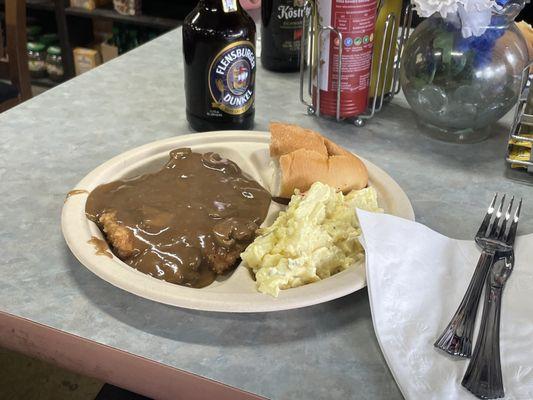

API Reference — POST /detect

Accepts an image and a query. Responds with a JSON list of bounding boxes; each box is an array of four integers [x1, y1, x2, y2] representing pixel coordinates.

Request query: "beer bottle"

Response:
[[261, 0, 305, 72], [183, 0, 256, 132]]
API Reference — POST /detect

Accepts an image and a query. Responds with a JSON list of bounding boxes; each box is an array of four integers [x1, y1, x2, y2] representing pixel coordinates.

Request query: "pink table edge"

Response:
[[0, 311, 265, 400]]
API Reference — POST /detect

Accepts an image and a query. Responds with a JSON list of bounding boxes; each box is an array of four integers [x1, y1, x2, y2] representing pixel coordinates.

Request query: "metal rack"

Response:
[[505, 61, 533, 183], [299, 0, 413, 127]]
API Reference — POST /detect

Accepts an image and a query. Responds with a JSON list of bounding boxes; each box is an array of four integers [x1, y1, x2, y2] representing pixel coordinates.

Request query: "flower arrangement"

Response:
[[410, 0, 521, 69], [412, 0, 512, 37], [400, 0, 527, 143]]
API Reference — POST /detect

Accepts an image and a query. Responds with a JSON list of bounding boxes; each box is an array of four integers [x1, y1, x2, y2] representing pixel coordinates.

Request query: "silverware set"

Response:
[[434, 194, 522, 399]]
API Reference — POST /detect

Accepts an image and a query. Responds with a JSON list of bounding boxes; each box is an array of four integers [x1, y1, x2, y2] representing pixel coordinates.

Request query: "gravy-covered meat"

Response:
[[85, 148, 271, 288], [98, 211, 135, 258]]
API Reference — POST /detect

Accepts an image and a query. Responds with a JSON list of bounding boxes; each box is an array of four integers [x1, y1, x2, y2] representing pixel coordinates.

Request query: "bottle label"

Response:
[[208, 41, 256, 116], [221, 0, 238, 13], [313, 0, 378, 117], [278, 0, 306, 53], [277, 0, 306, 26]]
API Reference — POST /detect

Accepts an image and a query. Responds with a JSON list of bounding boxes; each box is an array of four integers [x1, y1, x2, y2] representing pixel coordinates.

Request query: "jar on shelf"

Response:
[[40, 33, 60, 47], [27, 42, 47, 79], [26, 25, 43, 42], [46, 46, 64, 82]]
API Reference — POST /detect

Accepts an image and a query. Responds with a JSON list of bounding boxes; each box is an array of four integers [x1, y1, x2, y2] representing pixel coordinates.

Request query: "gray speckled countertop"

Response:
[[1, 29, 532, 400]]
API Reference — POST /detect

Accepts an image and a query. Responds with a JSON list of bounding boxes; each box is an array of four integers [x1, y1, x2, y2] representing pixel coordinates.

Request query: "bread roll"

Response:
[[269, 122, 368, 197], [269, 122, 327, 157]]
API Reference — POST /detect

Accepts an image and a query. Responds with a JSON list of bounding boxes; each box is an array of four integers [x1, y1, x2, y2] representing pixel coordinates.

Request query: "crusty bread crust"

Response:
[[270, 122, 328, 157], [270, 122, 369, 197]]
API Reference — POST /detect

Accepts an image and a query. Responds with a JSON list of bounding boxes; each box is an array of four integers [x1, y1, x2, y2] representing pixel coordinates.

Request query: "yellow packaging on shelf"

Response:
[[509, 144, 532, 169], [70, 0, 111, 11], [508, 131, 533, 148], [509, 138, 533, 148], [73, 47, 102, 75], [96, 42, 119, 63]]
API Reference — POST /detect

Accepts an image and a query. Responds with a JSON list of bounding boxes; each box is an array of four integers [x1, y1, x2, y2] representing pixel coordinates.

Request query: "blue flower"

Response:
[[456, 22, 504, 67]]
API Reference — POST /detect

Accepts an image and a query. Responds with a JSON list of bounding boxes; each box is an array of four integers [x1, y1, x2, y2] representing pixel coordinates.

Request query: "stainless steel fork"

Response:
[[434, 195, 521, 358], [462, 250, 516, 399]]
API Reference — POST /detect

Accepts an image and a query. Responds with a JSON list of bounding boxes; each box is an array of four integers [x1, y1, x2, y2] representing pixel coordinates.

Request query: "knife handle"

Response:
[[434, 251, 494, 358], [461, 282, 504, 399]]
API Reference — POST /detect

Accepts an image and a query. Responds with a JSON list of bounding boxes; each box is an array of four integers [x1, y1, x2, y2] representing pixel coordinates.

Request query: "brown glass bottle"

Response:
[[183, 0, 256, 132], [261, 0, 305, 72]]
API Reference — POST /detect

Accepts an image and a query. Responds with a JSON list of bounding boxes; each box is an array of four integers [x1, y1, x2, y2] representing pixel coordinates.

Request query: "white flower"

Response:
[[413, 0, 459, 18], [460, 0, 494, 11], [457, 0, 494, 37], [413, 0, 497, 38]]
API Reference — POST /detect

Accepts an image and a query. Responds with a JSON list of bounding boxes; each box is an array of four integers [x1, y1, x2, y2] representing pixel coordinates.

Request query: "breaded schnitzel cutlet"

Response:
[[85, 149, 271, 288]]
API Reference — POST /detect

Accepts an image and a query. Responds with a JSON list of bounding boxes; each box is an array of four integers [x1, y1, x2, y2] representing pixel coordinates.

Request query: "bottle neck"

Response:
[[202, 0, 242, 12]]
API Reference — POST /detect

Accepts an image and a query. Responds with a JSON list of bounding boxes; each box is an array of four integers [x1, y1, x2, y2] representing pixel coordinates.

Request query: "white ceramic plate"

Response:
[[62, 131, 414, 312]]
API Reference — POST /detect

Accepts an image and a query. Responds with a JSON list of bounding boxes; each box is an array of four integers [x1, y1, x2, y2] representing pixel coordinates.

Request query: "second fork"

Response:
[[434, 194, 519, 358]]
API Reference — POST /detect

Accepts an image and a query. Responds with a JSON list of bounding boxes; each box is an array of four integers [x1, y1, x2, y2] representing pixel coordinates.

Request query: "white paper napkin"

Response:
[[357, 210, 533, 400]]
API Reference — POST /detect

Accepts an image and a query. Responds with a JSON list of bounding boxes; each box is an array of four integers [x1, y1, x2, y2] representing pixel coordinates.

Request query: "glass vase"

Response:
[[400, 1, 529, 143]]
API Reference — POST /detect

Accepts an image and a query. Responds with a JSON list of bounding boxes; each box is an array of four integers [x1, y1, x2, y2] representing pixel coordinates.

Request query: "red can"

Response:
[[313, 0, 378, 118]]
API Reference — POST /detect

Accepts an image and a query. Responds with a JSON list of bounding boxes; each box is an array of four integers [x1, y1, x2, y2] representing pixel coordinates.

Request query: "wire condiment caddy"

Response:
[[505, 61, 533, 184], [299, 0, 413, 127]]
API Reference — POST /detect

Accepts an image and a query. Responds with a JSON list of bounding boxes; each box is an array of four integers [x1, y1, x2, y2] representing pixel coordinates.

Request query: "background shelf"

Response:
[[65, 6, 180, 30], [31, 77, 60, 87], [26, 0, 55, 11], [1, 0, 194, 86]]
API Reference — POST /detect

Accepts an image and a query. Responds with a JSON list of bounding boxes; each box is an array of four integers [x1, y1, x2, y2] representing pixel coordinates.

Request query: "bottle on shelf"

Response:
[[27, 42, 47, 79], [369, 0, 403, 100], [261, 0, 306, 72], [46, 46, 64, 82], [183, 0, 256, 132]]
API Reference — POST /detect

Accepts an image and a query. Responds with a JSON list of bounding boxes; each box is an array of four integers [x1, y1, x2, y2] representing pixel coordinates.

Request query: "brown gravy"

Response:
[[65, 189, 89, 202], [87, 236, 113, 259], [85, 148, 271, 288]]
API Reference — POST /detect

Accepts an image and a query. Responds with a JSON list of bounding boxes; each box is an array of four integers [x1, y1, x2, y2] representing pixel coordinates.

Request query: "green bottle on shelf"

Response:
[[129, 30, 140, 49], [369, 0, 403, 99]]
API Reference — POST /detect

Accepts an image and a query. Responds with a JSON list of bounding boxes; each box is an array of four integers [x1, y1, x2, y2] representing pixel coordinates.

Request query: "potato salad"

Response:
[[241, 182, 382, 297]]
